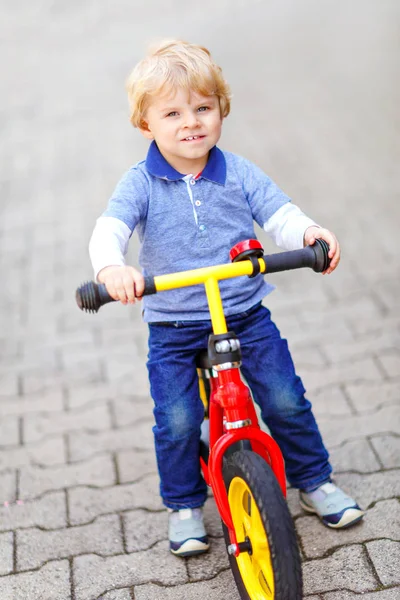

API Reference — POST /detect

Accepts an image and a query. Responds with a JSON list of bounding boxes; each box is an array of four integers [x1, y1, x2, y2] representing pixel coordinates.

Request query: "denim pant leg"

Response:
[[227, 305, 332, 491], [147, 322, 209, 510]]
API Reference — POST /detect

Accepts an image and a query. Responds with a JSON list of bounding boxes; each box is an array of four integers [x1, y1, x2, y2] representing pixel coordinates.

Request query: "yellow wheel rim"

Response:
[[229, 477, 274, 599]]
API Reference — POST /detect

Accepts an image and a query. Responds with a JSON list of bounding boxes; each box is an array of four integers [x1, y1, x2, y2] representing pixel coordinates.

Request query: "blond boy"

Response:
[[89, 40, 364, 557]]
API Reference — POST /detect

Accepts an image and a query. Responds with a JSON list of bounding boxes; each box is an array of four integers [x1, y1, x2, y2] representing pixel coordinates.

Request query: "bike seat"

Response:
[[196, 350, 213, 370]]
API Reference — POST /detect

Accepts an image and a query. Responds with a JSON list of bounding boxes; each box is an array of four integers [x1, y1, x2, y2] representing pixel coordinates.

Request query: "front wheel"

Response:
[[222, 450, 302, 600]]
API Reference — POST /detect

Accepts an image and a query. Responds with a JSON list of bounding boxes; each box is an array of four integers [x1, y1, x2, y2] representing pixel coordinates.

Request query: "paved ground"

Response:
[[1, 1, 399, 599]]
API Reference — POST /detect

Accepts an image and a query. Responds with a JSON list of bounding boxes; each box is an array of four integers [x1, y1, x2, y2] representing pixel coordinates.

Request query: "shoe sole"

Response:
[[299, 499, 365, 529], [170, 539, 210, 557], [170, 540, 210, 557]]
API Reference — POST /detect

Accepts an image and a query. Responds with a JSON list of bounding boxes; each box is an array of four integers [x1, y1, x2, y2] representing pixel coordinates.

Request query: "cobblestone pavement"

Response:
[[1, 1, 399, 599]]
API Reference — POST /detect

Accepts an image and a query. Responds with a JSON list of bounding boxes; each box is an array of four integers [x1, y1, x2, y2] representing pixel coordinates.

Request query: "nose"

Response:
[[183, 110, 200, 128]]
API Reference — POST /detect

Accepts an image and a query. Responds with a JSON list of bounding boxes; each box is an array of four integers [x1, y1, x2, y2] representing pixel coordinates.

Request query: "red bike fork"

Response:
[[201, 367, 287, 550]]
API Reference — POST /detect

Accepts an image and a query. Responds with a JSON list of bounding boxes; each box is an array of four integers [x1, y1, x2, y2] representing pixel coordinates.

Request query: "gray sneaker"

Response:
[[299, 482, 365, 528], [168, 507, 210, 557]]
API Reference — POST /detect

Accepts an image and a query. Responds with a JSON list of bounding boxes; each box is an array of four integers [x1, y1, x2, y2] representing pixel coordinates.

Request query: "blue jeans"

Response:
[[147, 303, 332, 510]]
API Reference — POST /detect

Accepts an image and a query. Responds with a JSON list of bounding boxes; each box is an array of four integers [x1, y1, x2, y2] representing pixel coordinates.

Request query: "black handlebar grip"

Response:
[[76, 282, 115, 313], [262, 239, 330, 274], [312, 239, 331, 272], [76, 276, 156, 313]]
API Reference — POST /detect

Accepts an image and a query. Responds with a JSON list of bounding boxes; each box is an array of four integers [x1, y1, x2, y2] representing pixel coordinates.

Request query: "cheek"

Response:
[[211, 118, 222, 134]]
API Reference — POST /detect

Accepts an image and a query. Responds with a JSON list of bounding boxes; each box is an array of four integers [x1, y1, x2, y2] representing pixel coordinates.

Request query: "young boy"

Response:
[[89, 40, 364, 557]]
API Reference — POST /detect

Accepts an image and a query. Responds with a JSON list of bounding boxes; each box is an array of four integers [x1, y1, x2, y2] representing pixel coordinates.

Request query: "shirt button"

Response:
[[199, 224, 206, 232], [190, 179, 196, 185], [195, 200, 201, 206]]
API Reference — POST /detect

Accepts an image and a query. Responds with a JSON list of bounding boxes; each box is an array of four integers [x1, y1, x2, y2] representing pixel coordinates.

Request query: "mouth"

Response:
[[182, 135, 205, 142]]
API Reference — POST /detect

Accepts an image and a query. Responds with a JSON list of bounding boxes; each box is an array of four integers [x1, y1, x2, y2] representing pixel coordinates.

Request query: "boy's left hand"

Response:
[[304, 226, 340, 275]]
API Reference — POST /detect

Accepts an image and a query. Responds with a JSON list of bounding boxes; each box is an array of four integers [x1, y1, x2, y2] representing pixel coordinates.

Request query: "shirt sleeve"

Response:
[[263, 203, 319, 250], [102, 165, 149, 230], [239, 156, 318, 250], [88, 165, 149, 279], [89, 216, 132, 280]]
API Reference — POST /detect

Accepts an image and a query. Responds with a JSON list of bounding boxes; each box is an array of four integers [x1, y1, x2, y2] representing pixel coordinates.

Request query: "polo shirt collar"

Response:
[[145, 141, 226, 185]]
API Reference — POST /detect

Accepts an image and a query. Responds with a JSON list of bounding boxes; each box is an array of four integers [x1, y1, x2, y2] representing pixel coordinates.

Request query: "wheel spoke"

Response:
[[254, 560, 274, 598], [229, 476, 275, 599]]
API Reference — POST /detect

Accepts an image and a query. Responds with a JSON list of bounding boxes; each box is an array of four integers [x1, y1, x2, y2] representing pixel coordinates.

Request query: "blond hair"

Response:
[[126, 40, 231, 128]]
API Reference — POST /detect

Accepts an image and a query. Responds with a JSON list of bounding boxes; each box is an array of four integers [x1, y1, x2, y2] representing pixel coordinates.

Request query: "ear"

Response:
[[139, 120, 154, 140]]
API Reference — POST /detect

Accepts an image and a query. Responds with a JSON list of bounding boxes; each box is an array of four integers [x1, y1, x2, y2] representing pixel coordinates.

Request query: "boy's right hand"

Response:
[[97, 266, 145, 305]]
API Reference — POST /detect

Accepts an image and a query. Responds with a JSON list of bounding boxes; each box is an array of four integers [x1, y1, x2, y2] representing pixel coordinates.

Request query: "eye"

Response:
[[166, 111, 178, 117], [198, 106, 209, 112]]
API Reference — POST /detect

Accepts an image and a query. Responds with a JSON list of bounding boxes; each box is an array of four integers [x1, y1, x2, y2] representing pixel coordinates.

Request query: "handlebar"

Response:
[[76, 239, 330, 313]]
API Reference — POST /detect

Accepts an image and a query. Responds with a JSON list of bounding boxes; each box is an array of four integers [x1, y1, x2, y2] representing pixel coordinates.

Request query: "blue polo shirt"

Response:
[[102, 141, 291, 322]]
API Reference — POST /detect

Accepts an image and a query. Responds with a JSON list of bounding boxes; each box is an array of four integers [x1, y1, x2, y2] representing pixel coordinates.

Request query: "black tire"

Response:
[[222, 450, 302, 600]]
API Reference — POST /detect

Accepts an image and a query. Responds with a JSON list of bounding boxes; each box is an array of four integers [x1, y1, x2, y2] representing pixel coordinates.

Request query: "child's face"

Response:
[[140, 87, 223, 174]]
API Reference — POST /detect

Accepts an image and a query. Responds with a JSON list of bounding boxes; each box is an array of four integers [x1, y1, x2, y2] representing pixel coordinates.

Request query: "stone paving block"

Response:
[[303, 545, 378, 594], [329, 438, 381, 473], [67, 382, 117, 409], [17, 513, 123, 571], [281, 319, 355, 347], [111, 396, 154, 428], [123, 509, 166, 552], [334, 471, 400, 508], [112, 370, 151, 396], [370, 434, 400, 468], [373, 280, 400, 312], [378, 352, 400, 379], [23, 402, 111, 443], [68, 475, 162, 525], [135, 570, 240, 600], [350, 315, 400, 339], [0, 389, 64, 417], [310, 386, 353, 417], [19, 454, 115, 499], [297, 499, 400, 558], [0, 472, 16, 504], [101, 326, 138, 347], [288, 344, 327, 368], [345, 381, 400, 413], [203, 497, 224, 538], [104, 354, 142, 383], [300, 357, 383, 393], [21, 359, 103, 394], [68, 421, 154, 461], [0, 338, 20, 359], [0, 416, 20, 447], [20, 369, 66, 395], [60, 342, 109, 369], [0, 531, 13, 575], [0, 373, 19, 396], [317, 405, 400, 447], [300, 296, 380, 327], [187, 538, 230, 581], [97, 590, 132, 600], [323, 589, 400, 600], [265, 283, 328, 313], [0, 491, 66, 531], [73, 543, 188, 600], [367, 539, 400, 587], [0, 436, 66, 470], [117, 449, 158, 483], [321, 332, 400, 364], [287, 487, 303, 519], [23, 329, 95, 354], [1, 346, 59, 375], [0, 559, 70, 600]]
